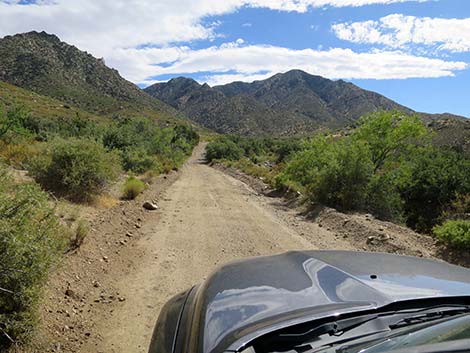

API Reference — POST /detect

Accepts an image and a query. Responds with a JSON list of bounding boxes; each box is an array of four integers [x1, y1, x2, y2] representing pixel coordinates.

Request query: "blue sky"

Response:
[[1, 0, 470, 116]]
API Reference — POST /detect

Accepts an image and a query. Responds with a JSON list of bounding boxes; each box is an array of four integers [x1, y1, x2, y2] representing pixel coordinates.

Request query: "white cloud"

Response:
[[0, 0, 459, 87], [122, 43, 467, 86], [0, 0, 429, 58], [333, 14, 470, 52]]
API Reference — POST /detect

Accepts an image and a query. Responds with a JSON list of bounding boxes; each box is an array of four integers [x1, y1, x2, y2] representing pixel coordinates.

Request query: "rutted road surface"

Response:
[[89, 143, 317, 353]]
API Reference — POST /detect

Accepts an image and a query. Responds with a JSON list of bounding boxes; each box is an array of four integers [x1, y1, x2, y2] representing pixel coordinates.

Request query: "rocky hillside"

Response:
[[145, 77, 316, 135], [145, 70, 413, 135], [0, 31, 179, 121]]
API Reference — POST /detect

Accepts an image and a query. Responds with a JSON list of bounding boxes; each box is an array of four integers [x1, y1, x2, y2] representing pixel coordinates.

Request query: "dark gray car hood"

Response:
[[190, 250, 470, 353]]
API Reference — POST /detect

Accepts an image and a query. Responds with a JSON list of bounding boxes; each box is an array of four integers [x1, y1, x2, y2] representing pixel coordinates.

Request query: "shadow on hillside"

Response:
[[435, 246, 470, 268]]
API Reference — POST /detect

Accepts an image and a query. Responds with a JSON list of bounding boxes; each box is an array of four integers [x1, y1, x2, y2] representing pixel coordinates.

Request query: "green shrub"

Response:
[[433, 220, 470, 249], [399, 147, 470, 232], [120, 147, 159, 174], [308, 139, 373, 210], [0, 167, 66, 348], [277, 136, 373, 210], [365, 172, 404, 221], [30, 138, 121, 201], [122, 176, 146, 200], [103, 118, 198, 174], [1, 105, 199, 176], [205, 138, 244, 162]]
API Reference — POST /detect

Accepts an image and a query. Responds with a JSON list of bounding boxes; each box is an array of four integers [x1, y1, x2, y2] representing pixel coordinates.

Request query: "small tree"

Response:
[[353, 111, 429, 172]]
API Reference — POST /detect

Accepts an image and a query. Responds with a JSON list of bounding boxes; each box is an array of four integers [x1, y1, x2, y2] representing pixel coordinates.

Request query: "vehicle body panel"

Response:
[[149, 250, 470, 353]]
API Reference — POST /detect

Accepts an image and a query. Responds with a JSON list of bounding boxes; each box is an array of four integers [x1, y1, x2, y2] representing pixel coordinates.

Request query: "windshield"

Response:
[[348, 314, 470, 353], [249, 307, 470, 353]]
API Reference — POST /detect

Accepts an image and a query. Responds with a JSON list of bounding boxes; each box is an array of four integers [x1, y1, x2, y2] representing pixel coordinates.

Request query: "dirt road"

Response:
[[42, 143, 434, 353], [89, 143, 321, 353]]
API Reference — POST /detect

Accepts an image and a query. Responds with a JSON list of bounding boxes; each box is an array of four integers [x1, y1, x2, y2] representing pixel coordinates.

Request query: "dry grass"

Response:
[[0, 140, 42, 168], [92, 193, 120, 209]]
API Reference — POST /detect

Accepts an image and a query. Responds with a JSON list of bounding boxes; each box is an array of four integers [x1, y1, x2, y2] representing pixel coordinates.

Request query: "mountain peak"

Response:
[[0, 32, 176, 119], [4, 30, 61, 43], [168, 76, 199, 85]]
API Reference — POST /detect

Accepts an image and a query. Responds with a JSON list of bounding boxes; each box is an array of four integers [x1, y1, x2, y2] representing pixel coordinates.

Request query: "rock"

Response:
[[366, 236, 377, 245], [143, 201, 159, 210], [118, 297, 126, 302], [65, 289, 79, 300], [126, 231, 133, 237]]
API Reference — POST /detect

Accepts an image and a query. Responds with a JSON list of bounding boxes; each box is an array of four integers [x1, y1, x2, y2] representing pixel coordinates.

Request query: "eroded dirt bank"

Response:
[[34, 144, 438, 353]]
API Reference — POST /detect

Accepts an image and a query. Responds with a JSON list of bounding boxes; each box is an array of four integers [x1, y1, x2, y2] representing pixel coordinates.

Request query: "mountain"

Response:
[[145, 77, 316, 135], [0, 31, 179, 122], [145, 70, 413, 136]]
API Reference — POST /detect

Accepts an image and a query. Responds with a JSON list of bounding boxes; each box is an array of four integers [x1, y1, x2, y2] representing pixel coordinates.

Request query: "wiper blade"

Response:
[[389, 306, 470, 329]]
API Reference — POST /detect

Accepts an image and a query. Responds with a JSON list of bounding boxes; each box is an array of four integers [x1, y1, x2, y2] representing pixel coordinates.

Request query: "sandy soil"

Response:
[[32, 143, 442, 353]]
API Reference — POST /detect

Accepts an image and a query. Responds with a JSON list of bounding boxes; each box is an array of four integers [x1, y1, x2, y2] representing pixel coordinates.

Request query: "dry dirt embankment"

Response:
[[36, 143, 437, 353]]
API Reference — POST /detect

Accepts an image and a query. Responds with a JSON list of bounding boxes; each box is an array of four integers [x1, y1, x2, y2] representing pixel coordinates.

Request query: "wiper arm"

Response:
[[389, 306, 470, 329], [259, 315, 379, 351]]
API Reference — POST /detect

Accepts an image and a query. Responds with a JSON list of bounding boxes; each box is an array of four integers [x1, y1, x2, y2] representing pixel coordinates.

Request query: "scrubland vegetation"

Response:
[[0, 105, 199, 347], [207, 111, 469, 246], [0, 165, 66, 348]]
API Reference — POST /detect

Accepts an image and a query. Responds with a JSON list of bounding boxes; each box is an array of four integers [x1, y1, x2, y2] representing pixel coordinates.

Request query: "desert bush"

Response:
[[0, 166, 65, 348], [173, 124, 200, 152], [352, 110, 429, 171], [0, 105, 32, 142], [278, 136, 373, 210], [444, 193, 470, 220], [311, 139, 373, 210], [205, 137, 244, 162], [29, 138, 121, 201], [365, 172, 404, 221], [399, 147, 470, 232], [103, 118, 198, 173], [22, 114, 102, 141], [433, 220, 470, 249], [122, 176, 146, 200], [273, 138, 303, 163], [1, 105, 199, 176], [0, 140, 42, 168], [69, 220, 90, 250], [120, 146, 159, 174]]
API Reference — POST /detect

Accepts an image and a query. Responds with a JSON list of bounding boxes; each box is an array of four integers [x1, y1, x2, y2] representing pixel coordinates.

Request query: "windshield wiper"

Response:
[[389, 306, 470, 329], [257, 314, 380, 351]]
